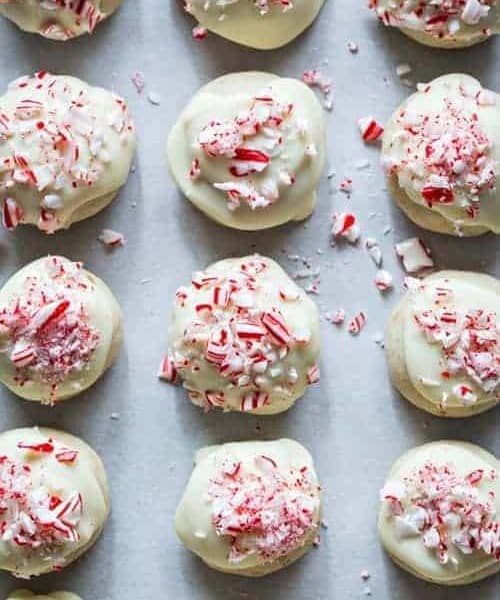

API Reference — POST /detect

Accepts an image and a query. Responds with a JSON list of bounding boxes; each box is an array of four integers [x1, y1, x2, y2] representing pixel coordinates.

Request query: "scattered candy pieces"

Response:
[[98, 229, 125, 248], [332, 212, 360, 244], [348, 311, 367, 335], [395, 238, 435, 273], [358, 116, 384, 143]]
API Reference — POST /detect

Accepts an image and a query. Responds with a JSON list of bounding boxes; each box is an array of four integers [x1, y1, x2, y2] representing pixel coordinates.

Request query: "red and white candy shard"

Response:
[[348, 311, 367, 335], [375, 269, 393, 292], [0, 256, 102, 402], [413, 285, 499, 398], [0, 0, 121, 40], [370, 0, 496, 39], [98, 229, 125, 248], [332, 212, 360, 243], [358, 116, 384, 143], [381, 458, 500, 565], [395, 237, 435, 273], [208, 451, 320, 564], [163, 256, 320, 414], [0, 72, 135, 233]]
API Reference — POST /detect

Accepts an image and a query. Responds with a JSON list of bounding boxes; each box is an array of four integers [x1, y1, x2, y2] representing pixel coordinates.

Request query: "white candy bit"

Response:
[[307, 364, 320, 384], [365, 237, 382, 266], [374, 269, 393, 292], [158, 355, 178, 383], [396, 63, 412, 78], [395, 238, 434, 273], [147, 91, 162, 106], [131, 71, 145, 94], [358, 116, 384, 143], [452, 383, 478, 405], [41, 194, 63, 210], [332, 212, 360, 243], [98, 229, 125, 248], [330, 309, 345, 325], [347, 41, 359, 53], [461, 0, 489, 25], [348, 311, 367, 335]]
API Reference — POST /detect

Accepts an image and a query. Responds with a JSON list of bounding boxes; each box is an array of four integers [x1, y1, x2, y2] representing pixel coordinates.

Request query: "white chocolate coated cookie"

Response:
[[7, 591, 81, 600], [370, 0, 500, 48], [167, 72, 326, 231], [0, 0, 122, 40], [175, 439, 321, 577], [162, 255, 320, 415], [386, 271, 500, 417], [0, 427, 110, 578], [379, 441, 500, 585], [0, 72, 136, 234], [382, 74, 500, 236], [185, 0, 325, 49], [0, 256, 123, 404]]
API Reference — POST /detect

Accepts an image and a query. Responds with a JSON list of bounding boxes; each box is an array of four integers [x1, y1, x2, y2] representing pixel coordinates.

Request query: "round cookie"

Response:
[[370, 0, 500, 48], [161, 255, 321, 415], [167, 72, 326, 231], [175, 439, 322, 577], [0, 0, 122, 40], [0, 72, 136, 234], [184, 0, 325, 50], [7, 592, 81, 600], [385, 271, 500, 417], [0, 426, 110, 578], [381, 74, 500, 237], [0, 255, 123, 405], [379, 441, 500, 585]]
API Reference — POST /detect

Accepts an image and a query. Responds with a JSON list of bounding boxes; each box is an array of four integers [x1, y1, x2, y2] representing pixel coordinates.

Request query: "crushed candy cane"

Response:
[[98, 229, 125, 248], [381, 460, 500, 565], [0, 257, 100, 401], [0, 446, 83, 551], [332, 212, 360, 243], [162, 257, 319, 412], [374, 269, 393, 291], [395, 238, 435, 273], [358, 116, 384, 143], [208, 452, 320, 563], [413, 284, 499, 397], [349, 311, 367, 335]]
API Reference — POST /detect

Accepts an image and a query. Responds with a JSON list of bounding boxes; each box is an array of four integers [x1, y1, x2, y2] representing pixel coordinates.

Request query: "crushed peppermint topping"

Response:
[[384, 97, 496, 219], [185, 0, 295, 17], [413, 285, 499, 397], [370, 0, 495, 37], [0, 0, 107, 40], [208, 453, 320, 563], [163, 258, 318, 412], [0, 256, 100, 401], [192, 91, 306, 211], [0, 72, 134, 233], [0, 448, 82, 552], [381, 460, 500, 565]]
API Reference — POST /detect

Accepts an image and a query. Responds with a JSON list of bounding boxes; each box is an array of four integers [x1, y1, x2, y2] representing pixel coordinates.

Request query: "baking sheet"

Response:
[[0, 1, 499, 599]]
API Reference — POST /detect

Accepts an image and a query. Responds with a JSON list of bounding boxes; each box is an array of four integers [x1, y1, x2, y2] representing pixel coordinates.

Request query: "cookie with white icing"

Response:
[[161, 255, 321, 415], [385, 270, 500, 417], [382, 74, 499, 237], [7, 592, 81, 600], [0, 72, 136, 234], [379, 441, 500, 585], [0, 427, 110, 578], [167, 72, 326, 230], [184, 0, 325, 49], [175, 439, 321, 576], [370, 0, 500, 48], [0, 0, 122, 40], [0, 255, 123, 405]]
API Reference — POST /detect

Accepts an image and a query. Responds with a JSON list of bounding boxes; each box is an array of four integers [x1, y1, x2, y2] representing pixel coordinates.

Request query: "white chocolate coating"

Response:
[[379, 441, 500, 585], [175, 439, 321, 577], [0, 0, 122, 40], [185, 0, 324, 49], [7, 591, 81, 600], [167, 72, 326, 231], [0, 73, 136, 233], [165, 255, 321, 415], [382, 74, 500, 236], [371, 0, 500, 48], [386, 271, 500, 417], [0, 427, 110, 578], [0, 256, 123, 404]]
